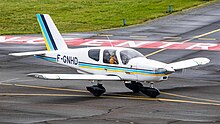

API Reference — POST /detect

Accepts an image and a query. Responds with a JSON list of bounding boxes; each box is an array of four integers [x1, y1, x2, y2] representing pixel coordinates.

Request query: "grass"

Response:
[[0, 0, 217, 35]]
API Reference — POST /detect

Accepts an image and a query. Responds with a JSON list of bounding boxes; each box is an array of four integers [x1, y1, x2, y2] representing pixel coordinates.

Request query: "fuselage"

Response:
[[36, 47, 174, 82]]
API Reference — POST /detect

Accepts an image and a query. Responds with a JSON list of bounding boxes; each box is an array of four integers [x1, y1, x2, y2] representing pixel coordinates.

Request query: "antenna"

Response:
[[98, 34, 113, 47], [106, 35, 113, 47]]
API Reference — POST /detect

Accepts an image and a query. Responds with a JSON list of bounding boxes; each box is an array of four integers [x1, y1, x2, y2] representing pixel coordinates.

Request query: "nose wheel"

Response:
[[140, 87, 160, 98], [125, 81, 160, 98], [86, 84, 106, 97], [124, 81, 143, 93]]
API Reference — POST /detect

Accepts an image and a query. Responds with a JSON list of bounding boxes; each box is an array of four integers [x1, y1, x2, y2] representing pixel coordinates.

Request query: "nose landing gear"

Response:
[[139, 86, 160, 98], [124, 81, 143, 93], [125, 81, 160, 98]]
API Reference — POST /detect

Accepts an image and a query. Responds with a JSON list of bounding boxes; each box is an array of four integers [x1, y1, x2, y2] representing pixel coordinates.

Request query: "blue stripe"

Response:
[[79, 62, 153, 71], [37, 14, 54, 51], [35, 55, 56, 62], [33, 56, 165, 75], [40, 14, 58, 50], [79, 63, 165, 74]]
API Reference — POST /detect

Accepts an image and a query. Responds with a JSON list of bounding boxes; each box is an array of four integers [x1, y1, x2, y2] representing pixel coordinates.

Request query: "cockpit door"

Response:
[[119, 54, 138, 81], [124, 62, 138, 81]]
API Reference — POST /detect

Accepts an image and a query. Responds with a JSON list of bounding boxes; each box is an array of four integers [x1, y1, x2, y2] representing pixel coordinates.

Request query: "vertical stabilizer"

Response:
[[36, 14, 68, 51]]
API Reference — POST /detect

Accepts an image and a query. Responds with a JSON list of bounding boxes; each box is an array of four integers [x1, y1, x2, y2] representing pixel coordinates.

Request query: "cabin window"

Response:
[[88, 49, 100, 61], [120, 50, 143, 64], [103, 49, 118, 64]]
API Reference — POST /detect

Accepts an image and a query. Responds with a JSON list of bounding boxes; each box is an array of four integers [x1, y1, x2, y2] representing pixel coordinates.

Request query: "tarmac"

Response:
[[1, 2, 220, 124]]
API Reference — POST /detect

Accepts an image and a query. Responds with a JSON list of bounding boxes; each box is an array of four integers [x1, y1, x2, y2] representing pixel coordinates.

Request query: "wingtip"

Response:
[[8, 53, 13, 56], [193, 57, 210, 65], [8, 53, 21, 56]]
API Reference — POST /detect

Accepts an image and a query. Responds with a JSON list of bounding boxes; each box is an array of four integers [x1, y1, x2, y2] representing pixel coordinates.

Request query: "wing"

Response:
[[9, 50, 49, 56], [168, 57, 210, 70], [28, 73, 121, 81]]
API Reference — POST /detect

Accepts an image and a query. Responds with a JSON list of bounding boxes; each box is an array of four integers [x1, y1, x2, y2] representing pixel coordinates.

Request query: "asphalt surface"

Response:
[[1, 2, 220, 124]]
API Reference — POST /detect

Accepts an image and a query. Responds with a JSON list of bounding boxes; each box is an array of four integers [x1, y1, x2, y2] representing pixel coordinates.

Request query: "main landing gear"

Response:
[[86, 83, 106, 97], [86, 81, 160, 98], [125, 81, 160, 98]]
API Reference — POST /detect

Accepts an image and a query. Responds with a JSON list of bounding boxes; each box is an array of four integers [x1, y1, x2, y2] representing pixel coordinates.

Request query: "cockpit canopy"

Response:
[[88, 48, 144, 65], [120, 50, 143, 64]]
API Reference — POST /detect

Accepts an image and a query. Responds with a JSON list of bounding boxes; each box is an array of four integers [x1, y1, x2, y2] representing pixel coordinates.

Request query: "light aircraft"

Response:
[[9, 14, 210, 98]]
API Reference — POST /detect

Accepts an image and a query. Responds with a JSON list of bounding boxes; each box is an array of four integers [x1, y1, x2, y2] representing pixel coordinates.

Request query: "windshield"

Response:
[[120, 50, 143, 64]]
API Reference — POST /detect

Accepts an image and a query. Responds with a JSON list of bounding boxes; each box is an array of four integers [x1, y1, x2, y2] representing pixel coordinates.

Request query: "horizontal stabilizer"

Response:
[[28, 73, 121, 81], [9, 51, 49, 56], [168, 57, 210, 70]]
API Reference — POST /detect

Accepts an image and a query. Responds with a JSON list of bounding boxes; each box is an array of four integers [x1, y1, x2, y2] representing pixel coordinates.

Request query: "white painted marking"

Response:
[[81, 39, 112, 46], [186, 43, 218, 50], [115, 41, 153, 47], [158, 42, 183, 48]]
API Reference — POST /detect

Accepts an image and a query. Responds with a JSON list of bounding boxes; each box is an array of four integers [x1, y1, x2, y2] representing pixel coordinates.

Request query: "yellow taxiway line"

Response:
[[0, 93, 89, 97], [112, 91, 220, 104], [193, 28, 220, 39], [1, 82, 220, 106], [0, 92, 220, 106], [103, 95, 220, 106], [129, 36, 148, 38], [160, 91, 220, 104], [145, 28, 220, 57], [14, 83, 89, 93], [0, 82, 88, 93], [198, 38, 216, 41], [145, 48, 166, 57]]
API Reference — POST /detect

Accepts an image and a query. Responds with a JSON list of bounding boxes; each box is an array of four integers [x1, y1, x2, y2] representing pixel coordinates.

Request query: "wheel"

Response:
[[86, 84, 106, 97], [140, 87, 160, 98], [125, 82, 143, 93]]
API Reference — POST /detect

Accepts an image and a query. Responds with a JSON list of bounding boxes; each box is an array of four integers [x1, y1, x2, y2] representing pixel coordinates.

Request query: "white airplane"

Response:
[[9, 14, 210, 98]]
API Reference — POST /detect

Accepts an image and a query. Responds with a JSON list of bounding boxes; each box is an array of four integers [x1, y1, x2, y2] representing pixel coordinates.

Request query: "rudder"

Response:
[[36, 14, 68, 51]]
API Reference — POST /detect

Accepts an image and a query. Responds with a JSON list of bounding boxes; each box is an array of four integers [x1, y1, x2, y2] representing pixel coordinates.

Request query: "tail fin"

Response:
[[36, 14, 68, 51]]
